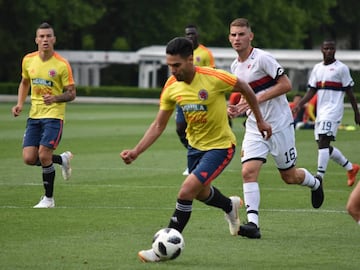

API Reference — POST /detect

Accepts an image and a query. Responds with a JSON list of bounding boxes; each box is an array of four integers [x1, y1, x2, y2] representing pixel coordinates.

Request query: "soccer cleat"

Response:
[[224, 196, 243, 236], [182, 168, 189, 176], [238, 222, 261, 239], [347, 164, 360, 187], [138, 249, 161, 263], [33, 196, 55, 208], [60, 151, 73, 180], [312, 175, 324, 208]]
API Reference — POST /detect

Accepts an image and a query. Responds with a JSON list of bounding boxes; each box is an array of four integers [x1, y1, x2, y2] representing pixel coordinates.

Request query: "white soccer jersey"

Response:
[[231, 48, 293, 134], [308, 60, 354, 123]]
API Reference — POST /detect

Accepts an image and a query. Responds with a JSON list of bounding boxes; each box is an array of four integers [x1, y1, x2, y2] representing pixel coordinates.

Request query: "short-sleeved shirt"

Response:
[[307, 60, 354, 123], [231, 48, 293, 134], [161, 66, 237, 150], [193, 44, 215, 68], [22, 51, 75, 120]]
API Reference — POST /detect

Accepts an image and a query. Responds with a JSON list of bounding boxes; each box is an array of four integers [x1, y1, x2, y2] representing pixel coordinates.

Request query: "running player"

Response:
[[12, 22, 76, 208], [120, 37, 271, 262], [227, 18, 324, 239], [176, 24, 215, 175], [293, 40, 360, 186]]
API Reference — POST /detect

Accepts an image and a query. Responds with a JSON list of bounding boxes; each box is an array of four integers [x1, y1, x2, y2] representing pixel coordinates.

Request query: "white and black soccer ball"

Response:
[[152, 228, 185, 260]]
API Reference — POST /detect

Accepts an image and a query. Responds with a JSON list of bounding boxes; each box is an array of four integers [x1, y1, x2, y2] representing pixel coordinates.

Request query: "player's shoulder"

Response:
[[252, 48, 272, 58], [334, 59, 349, 69], [163, 75, 178, 90], [53, 51, 71, 65], [23, 51, 38, 60]]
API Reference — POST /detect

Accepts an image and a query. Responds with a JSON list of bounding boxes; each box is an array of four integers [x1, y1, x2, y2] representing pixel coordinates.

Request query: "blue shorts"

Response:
[[175, 105, 186, 124], [188, 144, 235, 185], [23, 118, 63, 149]]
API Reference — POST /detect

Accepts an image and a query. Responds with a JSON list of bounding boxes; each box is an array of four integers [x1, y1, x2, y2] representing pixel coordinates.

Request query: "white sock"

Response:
[[318, 148, 330, 177], [300, 168, 320, 190], [243, 182, 260, 227], [330, 147, 352, 171]]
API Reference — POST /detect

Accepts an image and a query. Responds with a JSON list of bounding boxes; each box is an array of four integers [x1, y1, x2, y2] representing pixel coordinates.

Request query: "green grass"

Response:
[[0, 102, 359, 270]]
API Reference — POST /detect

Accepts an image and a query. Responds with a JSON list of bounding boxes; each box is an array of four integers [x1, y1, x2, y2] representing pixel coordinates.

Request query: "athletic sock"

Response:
[[243, 182, 260, 227], [330, 147, 352, 171], [42, 164, 55, 198], [299, 168, 320, 190], [317, 148, 330, 177], [201, 186, 232, 213], [35, 155, 62, 166], [168, 199, 192, 233]]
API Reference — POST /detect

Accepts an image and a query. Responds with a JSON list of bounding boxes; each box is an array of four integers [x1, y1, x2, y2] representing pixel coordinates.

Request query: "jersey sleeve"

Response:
[[340, 64, 354, 87], [159, 76, 177, 111], [259, 52, 284, 80]]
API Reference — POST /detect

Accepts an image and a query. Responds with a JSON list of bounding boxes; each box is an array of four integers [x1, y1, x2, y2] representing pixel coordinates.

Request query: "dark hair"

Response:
[[38, 22, 52, 29], [166, 37, 193, 58], [185, 24, 197, 29]]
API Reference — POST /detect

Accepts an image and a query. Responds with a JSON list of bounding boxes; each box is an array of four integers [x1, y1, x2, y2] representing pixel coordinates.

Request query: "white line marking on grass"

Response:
[[0, 205, 347, 214]]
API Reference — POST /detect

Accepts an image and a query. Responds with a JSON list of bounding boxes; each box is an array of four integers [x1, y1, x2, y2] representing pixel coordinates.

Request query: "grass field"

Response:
[[0, 101, 359, 270]]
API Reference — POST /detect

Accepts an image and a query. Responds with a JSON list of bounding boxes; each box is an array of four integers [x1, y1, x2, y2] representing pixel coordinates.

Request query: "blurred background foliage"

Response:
[[1, 0, 359, 84]]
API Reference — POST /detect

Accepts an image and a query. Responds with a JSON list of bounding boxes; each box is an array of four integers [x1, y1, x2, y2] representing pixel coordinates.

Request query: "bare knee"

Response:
[[23, 154, 38, 165], [280, 167, 303, 184]]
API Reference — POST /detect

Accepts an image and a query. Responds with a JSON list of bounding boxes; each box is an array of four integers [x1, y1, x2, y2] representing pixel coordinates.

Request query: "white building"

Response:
[[58, 47, 360, 90]]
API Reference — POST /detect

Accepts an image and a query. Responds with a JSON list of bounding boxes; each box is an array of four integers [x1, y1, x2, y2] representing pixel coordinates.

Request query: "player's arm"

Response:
[[55, 84, 76, 102], [345, 87, 360, 125], [233, 78, 272, 139], [12, 77, 30, 117], [293, 88, 317, 115], [256, 74, 292, 104], [43, 84, 76, 105], [120, 109, 173, 164]]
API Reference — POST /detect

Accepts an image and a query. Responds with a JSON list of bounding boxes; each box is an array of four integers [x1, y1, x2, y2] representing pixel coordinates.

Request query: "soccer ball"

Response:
[[152, 228, 185, 260]]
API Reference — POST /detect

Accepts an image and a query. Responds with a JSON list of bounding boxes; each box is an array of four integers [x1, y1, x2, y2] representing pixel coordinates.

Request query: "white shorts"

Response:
[[314, 120, 340, 141], [241, 125, 297, 170]]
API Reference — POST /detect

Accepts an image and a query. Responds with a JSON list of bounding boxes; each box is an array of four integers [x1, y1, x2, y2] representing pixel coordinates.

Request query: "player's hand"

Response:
[[228, 98, 249, 118], [43, 94, 56, 105], [292, 105, 300, 115], [257, 121, 272, 140], [120, 149, 138, 164], [12, 105, 22, 117]]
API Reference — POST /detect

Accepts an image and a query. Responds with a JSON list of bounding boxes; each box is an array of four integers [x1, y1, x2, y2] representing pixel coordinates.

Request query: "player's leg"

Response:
[[193, 146, 242, 235], [315, 121, 337, 178], [329, 146, 360, 186], [23, 119, 73, 180], [168, 146, 238, 233], [33, 119, 63, 208], [274, 125, 323, 208], [346, 180, 360, 224], [239, 132, 267, 239]]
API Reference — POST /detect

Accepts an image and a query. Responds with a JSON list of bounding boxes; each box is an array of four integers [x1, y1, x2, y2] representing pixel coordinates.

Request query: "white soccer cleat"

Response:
[[33, 196, 55, 208], [138, 249, 161, 263], [60, 151, 73, 180], [224, 196, 243, 236], [182, 168, 189, 176]]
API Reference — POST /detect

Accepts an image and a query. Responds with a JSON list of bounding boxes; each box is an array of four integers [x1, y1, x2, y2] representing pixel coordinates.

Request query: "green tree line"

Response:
[[1, 0, 359, 84]]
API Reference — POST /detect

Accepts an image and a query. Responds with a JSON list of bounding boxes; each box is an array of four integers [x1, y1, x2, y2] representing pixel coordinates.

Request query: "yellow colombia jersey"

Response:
[[22, 51, 75, 120], [193, 44, 215, 68], [160, 66, 237, 151]]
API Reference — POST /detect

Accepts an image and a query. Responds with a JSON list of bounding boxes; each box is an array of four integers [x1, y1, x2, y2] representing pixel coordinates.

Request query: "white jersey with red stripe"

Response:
[[308, 60, 354, 123], [231, 48, 293, 134]]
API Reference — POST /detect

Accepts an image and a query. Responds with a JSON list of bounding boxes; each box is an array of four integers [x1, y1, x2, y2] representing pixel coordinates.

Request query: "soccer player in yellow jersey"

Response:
[[176, 24, 216, 175], [120, 37, 272, 262], [12, 22, 76, 208]]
